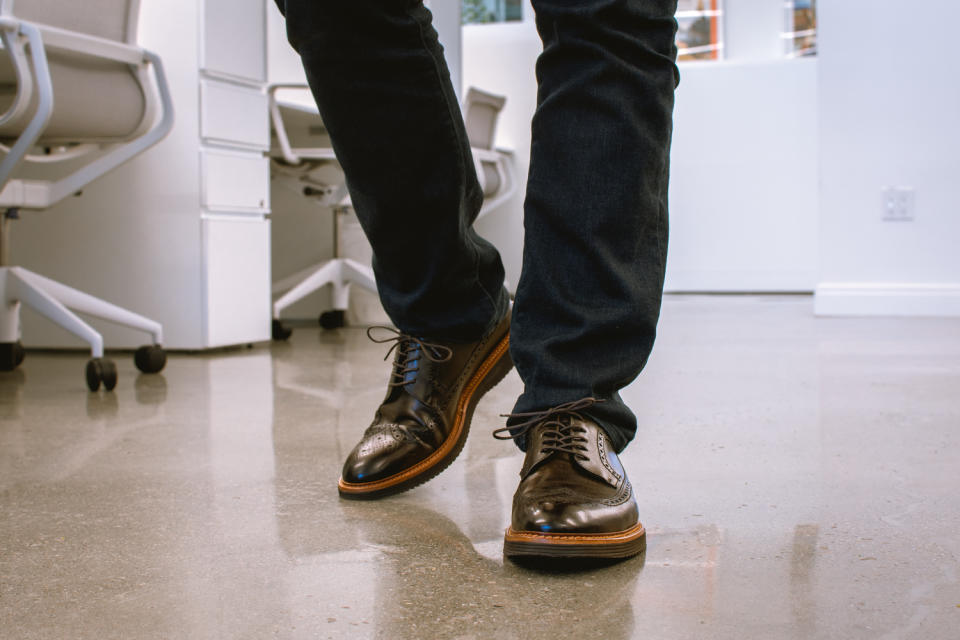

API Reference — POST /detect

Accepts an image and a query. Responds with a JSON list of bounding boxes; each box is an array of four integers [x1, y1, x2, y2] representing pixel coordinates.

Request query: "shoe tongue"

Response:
[[518, 421, 571, 478], [519, 445, 553, 479], [519, 421, 623, 488], [381, 342, 428, 404]]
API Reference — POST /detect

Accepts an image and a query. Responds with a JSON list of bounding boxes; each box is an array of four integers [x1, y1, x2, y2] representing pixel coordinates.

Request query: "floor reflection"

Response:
[[789, 523, 819, 633], [269, 343, 643, 639], [2, 297, 959, 639]]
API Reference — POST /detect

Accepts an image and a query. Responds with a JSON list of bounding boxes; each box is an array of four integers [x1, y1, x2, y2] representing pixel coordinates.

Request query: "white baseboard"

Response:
[[814, 283, 960, 317], [664, 269, 817, 293]]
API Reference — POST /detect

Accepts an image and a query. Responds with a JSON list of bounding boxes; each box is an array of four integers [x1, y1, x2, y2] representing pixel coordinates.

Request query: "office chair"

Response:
[[463, 86, 516, 215], [268, 85, 514, 339], [0, 0, 174, 390], [267, 84, 374, 339]]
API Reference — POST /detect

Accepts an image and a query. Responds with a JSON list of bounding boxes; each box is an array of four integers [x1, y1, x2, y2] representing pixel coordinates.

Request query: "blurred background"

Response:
[[9, 0, 958, 352]]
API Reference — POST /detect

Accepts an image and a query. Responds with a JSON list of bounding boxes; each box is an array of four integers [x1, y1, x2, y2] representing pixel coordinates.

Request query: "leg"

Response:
[[274, 0, 514, 498], [510, 0, 679, 452], [501, 0, 679, 559], [276, 0, 508, 341]]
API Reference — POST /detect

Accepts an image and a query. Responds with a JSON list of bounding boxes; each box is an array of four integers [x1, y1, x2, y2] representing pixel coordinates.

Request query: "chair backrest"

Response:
[[1, 0, 141, 44], [463, 87, 506, 151], [276, 102, 334, 150], [0, 0, 147, 143]]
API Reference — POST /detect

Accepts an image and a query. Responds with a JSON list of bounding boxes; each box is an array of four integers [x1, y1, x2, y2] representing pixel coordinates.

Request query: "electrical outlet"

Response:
[[882, 186, 916, 221]]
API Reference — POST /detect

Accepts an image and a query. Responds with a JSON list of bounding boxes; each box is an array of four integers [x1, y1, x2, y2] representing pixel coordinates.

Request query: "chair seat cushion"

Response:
[[0, 51, 146, 144]]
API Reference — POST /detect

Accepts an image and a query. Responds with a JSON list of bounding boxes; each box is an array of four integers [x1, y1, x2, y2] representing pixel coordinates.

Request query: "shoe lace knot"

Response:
[[493, 398, 601, 461], [367, 326, 453, 388]]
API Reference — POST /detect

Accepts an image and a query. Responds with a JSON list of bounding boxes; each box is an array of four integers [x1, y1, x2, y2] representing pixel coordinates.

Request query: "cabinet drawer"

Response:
[[201, 80, 269, 149], [202, 216, 271, 347], [201, 150, 270, 212], [202, 0, 266, 82]]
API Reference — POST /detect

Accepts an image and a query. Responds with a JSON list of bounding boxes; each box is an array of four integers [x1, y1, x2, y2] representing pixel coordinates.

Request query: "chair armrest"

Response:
[[0, 17, 147, 65], [470, 148, 505, 163], [268, 84, 315, 166], [35, 24, 146, 64], [269, 83, 312, 93]]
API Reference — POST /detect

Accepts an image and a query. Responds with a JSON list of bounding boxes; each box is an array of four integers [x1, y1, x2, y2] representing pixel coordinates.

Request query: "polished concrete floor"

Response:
[[1, 295, 959, 639]]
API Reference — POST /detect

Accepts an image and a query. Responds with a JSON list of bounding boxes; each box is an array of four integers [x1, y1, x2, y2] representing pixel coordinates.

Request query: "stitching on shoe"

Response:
[[505, 522, 645, 543], [601, 480, 632, 507], [443, 315, 510, 404], [596, 434, 622, 481]]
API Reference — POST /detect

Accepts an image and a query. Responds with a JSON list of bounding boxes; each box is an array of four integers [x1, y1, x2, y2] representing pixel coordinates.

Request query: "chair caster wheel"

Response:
[[0, 341, 26, 371], [134, 345, 166, 373], [319, 310, 345, 329], [86, 358, 117, 391], [272, 319, 293, 341]]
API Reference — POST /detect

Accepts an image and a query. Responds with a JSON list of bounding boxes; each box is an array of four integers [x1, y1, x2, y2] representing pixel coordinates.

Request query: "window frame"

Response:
[[782, 0, 818, 58], [675, 0, 725, 62]]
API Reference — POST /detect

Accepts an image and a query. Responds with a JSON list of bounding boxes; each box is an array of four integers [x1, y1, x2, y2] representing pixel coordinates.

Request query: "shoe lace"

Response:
[[367, 327, 453, 388], [493, 397, 601, 461]]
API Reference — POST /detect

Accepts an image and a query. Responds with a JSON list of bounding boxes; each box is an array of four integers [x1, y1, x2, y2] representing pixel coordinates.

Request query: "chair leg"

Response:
[[272, 258, 377, 333], [1, 267, 21, 343], [271, 260, 331, 296], [340, 258, 377, 300], [6, 267, 105, 358], [330, 268, 350, 312], [0, 268, 26, 370], [272, 260, 342, 320], [12, 267, 163, 345]]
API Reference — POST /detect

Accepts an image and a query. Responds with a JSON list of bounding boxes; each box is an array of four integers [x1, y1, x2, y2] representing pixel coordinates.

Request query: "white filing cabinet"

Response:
[[13, 0, 273, 350]]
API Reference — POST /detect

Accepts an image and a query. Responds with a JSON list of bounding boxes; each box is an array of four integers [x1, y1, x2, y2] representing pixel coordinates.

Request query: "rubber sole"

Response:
[[338, 331, 513, 500], [503, 522, 647, 559]]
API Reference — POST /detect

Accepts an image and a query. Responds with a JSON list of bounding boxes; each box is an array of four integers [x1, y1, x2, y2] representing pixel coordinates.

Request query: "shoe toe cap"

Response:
[[340, 425, 428, 485], [515, 500, 595, 533], [513, 494, 639, 535]]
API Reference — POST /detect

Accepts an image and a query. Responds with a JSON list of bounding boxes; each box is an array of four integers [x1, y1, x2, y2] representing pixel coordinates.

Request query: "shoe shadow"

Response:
[[339, 499, 644, 640], [508, 553, 645, 574]]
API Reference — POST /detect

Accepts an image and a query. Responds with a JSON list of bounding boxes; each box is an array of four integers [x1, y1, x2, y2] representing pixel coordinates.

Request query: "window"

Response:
[[462, 0, 523, 24], [676, 0, 723, 61], [783, 0, 817, 57]]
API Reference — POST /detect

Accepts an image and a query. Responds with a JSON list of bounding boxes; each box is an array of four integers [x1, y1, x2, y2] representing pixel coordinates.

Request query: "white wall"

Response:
[[723, 0, 783, 61], [668, 58, 818, 291], [814, 0, 960, 315], [464, 0, 820, 293], [424, 1, 463, 100]]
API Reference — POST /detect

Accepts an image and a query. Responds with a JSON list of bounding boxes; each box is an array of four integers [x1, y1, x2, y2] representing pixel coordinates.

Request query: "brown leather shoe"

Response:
[[338, 312, 512, 499], [496, 399, 645, 559]]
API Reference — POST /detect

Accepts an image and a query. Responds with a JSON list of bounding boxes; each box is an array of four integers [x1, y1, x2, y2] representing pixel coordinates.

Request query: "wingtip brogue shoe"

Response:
[[498, 400, 646, 559], [338, 312, 512, 499]]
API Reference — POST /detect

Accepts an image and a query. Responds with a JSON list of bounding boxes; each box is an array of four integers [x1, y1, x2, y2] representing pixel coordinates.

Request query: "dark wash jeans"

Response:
[[274, 0, 679, 452]]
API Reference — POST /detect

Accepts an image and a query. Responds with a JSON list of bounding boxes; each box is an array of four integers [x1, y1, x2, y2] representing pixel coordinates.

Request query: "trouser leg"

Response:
[[509, 0, 680, 451], [275, 0, 509, 341]]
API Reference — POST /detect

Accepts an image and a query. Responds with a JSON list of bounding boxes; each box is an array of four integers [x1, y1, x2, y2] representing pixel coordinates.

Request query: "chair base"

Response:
[[271, 258, 377, 338], [0, 340, 26, 371], [0, 266, 166, 388]]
